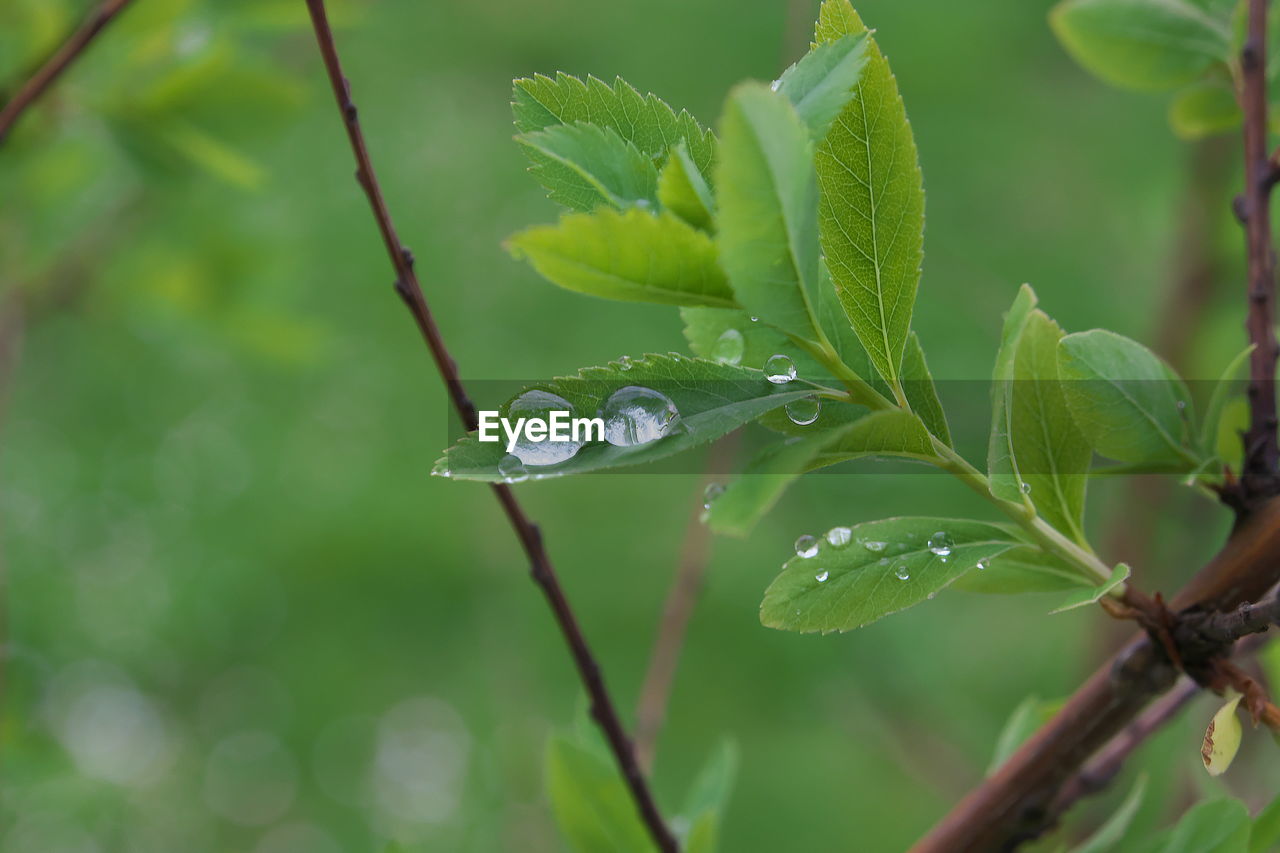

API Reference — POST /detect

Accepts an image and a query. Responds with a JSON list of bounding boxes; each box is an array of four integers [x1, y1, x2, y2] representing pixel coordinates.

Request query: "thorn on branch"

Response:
[[1235, 194, 1251, 222]]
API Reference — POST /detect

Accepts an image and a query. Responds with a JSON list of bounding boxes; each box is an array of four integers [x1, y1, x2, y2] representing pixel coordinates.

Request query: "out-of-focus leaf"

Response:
[[760, 517, 1021, 633], [1071, 774, 1148, 853], [716, 83, 820, 339], [512, 72, 716, 180], [436, 355, 818, 481], [1050, 0, 1232, 91], [658, 142, 715, 231], [989, 284, 1039, 503], [545, 735, 653, 852], [775, 32, 870, 140], [814, 1, 925, 387], [507, 208, 735, 308], [517, 122, 658, 212], [681, 740, 738, 853], [1249, 793, 1280, 853], [987, 695, 1064, 775], [902, 332, 951, 446], [1170, 79, 1242, 138], [1200, 344, 1253, 456], [158, 122, 265, 190], [1136, 798, 1250, 853]]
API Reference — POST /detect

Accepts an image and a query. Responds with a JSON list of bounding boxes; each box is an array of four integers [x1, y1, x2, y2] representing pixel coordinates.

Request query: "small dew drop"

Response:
[[976, 558, 990, 571], [601, 386, 681, 447], [877, 557, 889, 567], [769, 79, 782, 92], [815, 570, 829, 583], [498, 454, 528, 483], [618, 355, 633, 371], [749, 316, 760, 323], [1020, 482, 1032, 495], [703, 483, 725, 509], [785, 396, 821, 426], [764, 354, 797, 384], [893, 563, 910, 581], [794, 535, 819, 559], [863, 540, 887, 553], [927, 591, 937, 600], [826, 526, 853, 548], [712, 329, 745, 365], [927, 531, 953, 557]]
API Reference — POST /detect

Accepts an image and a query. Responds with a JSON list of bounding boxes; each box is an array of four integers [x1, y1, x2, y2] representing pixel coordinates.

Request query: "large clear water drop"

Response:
[[785, 396, 821, 426], [601, 386, 681, 447], [498, 454, 528, 483], [795, 535, 819, 559], [764, 354, 797, 384], [507, 390, 582, 466], [712, 329, 745, 365]]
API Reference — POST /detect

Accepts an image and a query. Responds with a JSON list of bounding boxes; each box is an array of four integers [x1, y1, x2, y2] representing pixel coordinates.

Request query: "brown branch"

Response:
[[635, 434, 738, 772], [0, 0, 135, 144], [300, 2, 677, 850], [1232, 0, 1280, 509]]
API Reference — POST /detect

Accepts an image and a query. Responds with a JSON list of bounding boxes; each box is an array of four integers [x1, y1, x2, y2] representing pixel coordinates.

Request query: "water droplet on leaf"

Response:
[[712, 329, 745, 365], [702, 482, 725, 509], [1020, 482, 1032, 495], [601, 386, 681, 447], [764, 354, 796, 384], [785, 396, 821, 426], [498, 454, 528, 483], [863, 540, 887, 553], [825, 526, 852, 548], [927, 531, 953, 557], [507, 390, 582, 466], [976, 558, 989, 571], [815, 570, 829, 583], [893, 563, 910, 581], [794, 535, 819, 559]]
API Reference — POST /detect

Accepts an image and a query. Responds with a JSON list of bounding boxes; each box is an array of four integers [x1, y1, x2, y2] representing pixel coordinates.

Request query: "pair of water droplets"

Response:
[[712, 329, 819, 427]]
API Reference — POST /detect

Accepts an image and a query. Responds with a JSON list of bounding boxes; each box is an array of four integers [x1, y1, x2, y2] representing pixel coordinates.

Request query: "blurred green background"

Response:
[[2, 0, 1277, 850]]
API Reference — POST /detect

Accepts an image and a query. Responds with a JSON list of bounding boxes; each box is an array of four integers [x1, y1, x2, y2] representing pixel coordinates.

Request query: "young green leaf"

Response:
[[681, 740, 738, 853], [1050, 0, 1233, 92], [1071, 774, 1148, 853], [1200, 344, 1253, 456], [952, 545, 1095, 594], [1010, 310, 1092, 543], [707, 410, 936, 536], [516, 122, 659, 211], [760, 517, 1021, 633], [507, 207, 735, 308], [658, 142, 715, 230], [1058, 329, 1198, 468], [775, 32, 870, 140], [816, 260, 891, 399], [901, 331, 951, 446], [716, 83, 821, 339], [436, 355, 818, 481], [545, 734, 653, 852], [1049, 562, 1129, 614], [513, 72, 716, 179], [814, 2, 925, 388], [1202, 694, 1243, 777], [988, 284, 1039, 503], [1169, 78, 1241, 139]]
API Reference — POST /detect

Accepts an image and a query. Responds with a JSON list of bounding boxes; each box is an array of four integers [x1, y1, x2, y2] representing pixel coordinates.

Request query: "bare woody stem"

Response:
[[300, 2, 677, 850], [0, 0, 135, 144], [1235, 0, 1280, 506]]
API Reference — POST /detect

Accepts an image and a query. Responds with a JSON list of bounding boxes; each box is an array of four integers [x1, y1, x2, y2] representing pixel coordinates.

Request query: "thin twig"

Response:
[[300, 3, 677, 850], [1233, 0, 1280, 509], [0, 0, 135, 144], [635, 434, 738, 772]]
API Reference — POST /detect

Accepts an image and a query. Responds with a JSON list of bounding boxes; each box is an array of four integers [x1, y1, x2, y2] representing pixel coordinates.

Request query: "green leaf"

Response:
[[516, 122, 659, 211], [1139, 798, 1250, 853], [1058, 329, 1198, 468], [987, 695, 1064, 775], [814, 3, 925, 387], [989, 284, 1040, 503], [1169, 78, 1242, 139], [681, 307, 828, 377], [1200, 344, 1253, 456], [545, 734, 653, 852], [513, 72, 716, 179], [1010, 310, 1093, 543], [658, 142, 715, 230], [708, 410, 935, 536], [1050, 0, 1233, 92], [775, 32, 870, 140], [507, 207, 735, 308], [1049, 562, 1129, 614], [1249, 793, 1280, 853], [760, 517, 1021, 633], [436, 355, 818, 481], [816, 259, 891, 398], [952, 545, 1094, 594], [681, 739, 738, 853], [1071, 774, 1148, 853], [902, 331, 951, 446], [716, 83, 821, 339]]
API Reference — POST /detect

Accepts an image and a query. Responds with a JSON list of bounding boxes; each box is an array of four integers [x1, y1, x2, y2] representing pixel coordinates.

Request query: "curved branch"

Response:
[[300, 2, 678, 850], [0, 0, 135, 144]]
